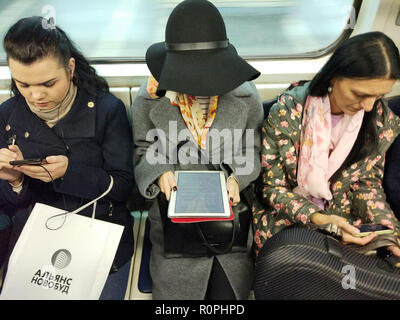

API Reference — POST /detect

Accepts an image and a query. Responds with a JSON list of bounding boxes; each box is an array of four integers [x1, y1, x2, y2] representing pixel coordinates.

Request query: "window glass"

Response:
[[0, 0, 357, 62]]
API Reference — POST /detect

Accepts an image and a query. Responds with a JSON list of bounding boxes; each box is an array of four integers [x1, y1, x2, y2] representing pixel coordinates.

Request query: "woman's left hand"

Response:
[[226, 176, 240, 206], [311, 213, 378, 245], [13, 155, 68, 182], [386, 238, 400, 268]]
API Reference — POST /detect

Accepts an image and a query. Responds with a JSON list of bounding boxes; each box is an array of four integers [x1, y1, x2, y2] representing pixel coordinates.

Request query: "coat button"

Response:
[[87, 101, 95, 108], [5, 124, 11, 131], [24, 132, 29, 138]]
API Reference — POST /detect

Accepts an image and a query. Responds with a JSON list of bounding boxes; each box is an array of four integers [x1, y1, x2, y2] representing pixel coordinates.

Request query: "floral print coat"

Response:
[[253, 82, 400, 254]]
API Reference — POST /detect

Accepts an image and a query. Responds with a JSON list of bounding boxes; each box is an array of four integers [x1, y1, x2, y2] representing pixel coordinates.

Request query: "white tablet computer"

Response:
[[168, 171, 231, 218]]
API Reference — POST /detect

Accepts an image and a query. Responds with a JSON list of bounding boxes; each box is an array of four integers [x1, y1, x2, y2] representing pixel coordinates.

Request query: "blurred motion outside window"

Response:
[[0, 0, 356, 62]]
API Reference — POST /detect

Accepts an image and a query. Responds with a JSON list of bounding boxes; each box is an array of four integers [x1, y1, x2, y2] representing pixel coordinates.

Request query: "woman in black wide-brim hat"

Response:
[[131, 0, 263, 299]]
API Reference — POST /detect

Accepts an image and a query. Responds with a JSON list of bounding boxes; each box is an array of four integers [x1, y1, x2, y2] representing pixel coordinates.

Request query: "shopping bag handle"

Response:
[[70, 176, 114, 217], [45, 176, 114, 230]]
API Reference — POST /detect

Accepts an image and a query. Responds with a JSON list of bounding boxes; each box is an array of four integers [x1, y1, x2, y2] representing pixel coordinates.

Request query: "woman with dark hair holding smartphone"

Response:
[[0, 16, 134, 299], [253, 32, 400, 262]]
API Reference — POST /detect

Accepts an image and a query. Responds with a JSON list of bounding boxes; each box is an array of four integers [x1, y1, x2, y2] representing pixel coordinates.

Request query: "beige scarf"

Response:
[[26, 81, 77, 128]]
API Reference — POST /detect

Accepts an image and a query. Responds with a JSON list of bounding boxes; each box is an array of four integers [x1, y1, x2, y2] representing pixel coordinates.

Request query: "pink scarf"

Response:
[[295, 95, 364, 209]]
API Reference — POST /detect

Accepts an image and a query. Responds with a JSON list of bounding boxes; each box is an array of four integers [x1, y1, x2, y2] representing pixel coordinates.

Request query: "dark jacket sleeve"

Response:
[[0, 98, 33, 210]]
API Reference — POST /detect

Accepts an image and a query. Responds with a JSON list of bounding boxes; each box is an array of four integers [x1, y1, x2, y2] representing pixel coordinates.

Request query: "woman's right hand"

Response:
[[0, 145, 24, 185], [311, 213, 378, 246], [157, 170, 177, 201]]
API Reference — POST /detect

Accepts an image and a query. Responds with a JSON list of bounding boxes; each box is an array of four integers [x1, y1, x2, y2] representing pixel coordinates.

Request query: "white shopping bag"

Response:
[[0, 177, 124, 300]]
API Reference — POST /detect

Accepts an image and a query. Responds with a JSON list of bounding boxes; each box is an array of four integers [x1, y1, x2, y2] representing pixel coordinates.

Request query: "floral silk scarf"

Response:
[[147, 76, 218, 149], [295, 95, 364, 207]]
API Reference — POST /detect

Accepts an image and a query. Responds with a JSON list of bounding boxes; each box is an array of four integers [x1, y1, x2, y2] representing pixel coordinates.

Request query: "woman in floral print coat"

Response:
[[253, 32, 400, 262]]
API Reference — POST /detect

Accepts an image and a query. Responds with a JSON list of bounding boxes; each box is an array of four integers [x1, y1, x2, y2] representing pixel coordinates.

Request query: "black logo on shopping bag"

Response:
[[51, 249, 72, 269]]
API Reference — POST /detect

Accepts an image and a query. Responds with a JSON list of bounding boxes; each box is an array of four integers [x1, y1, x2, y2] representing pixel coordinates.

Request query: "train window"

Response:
[[0, 0, 359, 63]]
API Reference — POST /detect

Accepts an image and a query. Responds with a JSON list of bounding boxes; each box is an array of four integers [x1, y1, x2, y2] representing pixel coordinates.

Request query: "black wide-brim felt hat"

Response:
[[146, 0, 260, 96]]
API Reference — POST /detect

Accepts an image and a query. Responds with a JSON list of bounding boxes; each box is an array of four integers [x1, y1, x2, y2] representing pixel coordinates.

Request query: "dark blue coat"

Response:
[[384, 96, 400, 221], [0, 89, 134, 268]]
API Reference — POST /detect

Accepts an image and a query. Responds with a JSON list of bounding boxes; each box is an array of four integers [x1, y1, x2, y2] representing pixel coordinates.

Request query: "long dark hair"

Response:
[[3, 16, 109, 96], [309, 32, 400, 179], [309, 32, 400, 96]]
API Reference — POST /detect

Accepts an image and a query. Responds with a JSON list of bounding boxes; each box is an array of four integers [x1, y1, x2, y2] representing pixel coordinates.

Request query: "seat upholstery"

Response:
[[263, 98, 277, 119]]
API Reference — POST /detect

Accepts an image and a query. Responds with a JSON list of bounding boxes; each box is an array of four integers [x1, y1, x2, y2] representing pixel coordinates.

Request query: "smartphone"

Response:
[[9, 158, 45, 166], [353, 224, 394, 237]]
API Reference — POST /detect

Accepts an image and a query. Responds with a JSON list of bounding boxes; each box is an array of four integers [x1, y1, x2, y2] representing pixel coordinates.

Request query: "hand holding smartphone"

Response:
[[353, 224, 394, 237], [9, 158, 45, 166]]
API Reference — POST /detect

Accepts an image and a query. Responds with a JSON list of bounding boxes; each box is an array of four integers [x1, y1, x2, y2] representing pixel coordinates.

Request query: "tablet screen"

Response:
[[174, 172, 225, 214]]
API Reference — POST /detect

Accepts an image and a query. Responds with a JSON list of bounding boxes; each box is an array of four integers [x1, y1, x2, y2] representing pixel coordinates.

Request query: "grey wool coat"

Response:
[[131, 80, 263, 299]]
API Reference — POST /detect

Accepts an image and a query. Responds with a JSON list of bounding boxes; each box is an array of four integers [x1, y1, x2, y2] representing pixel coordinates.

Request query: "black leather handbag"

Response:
[[159, 184, 254, 258]]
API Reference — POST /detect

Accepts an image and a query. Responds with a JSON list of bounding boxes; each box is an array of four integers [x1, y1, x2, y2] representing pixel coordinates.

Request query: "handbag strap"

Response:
[[196, 205, 239, 255]]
